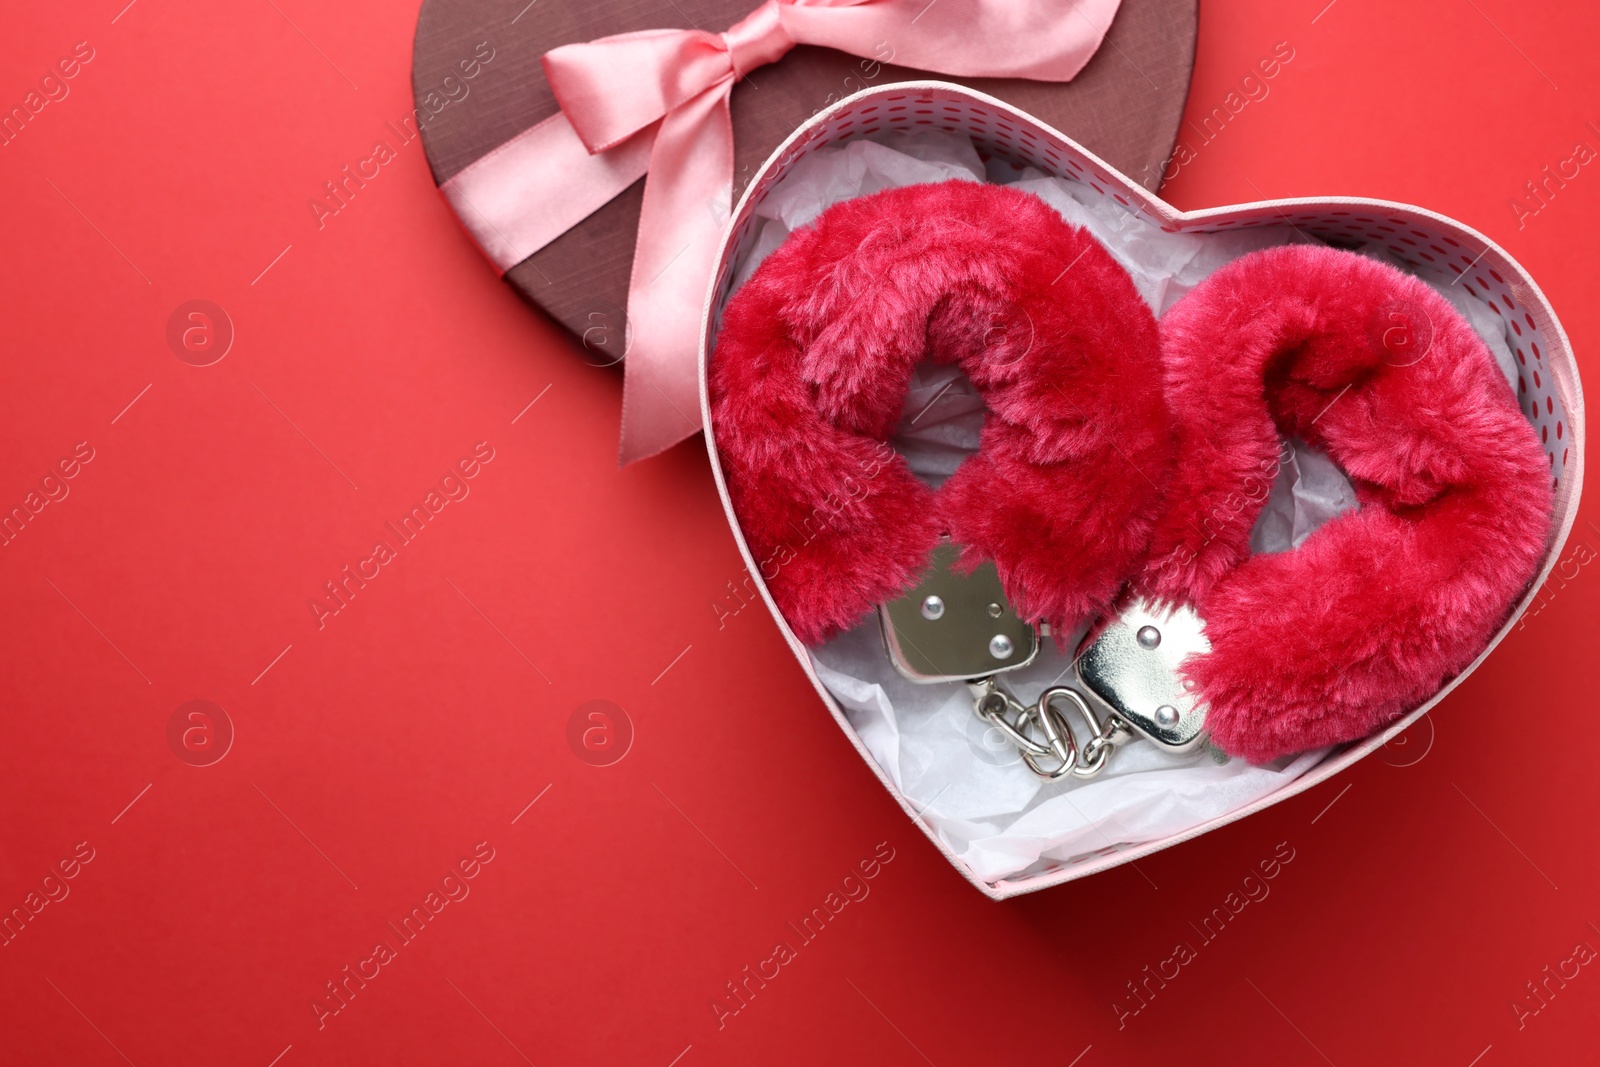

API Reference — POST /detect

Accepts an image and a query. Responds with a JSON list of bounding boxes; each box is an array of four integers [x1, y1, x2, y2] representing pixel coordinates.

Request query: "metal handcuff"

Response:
[[879, 542, 1212, 780]]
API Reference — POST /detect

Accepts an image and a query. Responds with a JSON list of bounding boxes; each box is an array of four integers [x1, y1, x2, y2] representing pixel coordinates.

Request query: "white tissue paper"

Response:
[[724, 130, 1522, 883]]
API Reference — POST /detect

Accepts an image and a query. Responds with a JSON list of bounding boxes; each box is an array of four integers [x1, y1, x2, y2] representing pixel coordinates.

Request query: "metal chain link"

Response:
[[968, 678, 1129, 780]]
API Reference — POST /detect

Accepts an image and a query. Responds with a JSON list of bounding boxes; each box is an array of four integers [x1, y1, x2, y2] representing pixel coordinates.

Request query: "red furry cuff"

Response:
[[710, 182, 1170, 646], [1140, 245, 1553, 762]]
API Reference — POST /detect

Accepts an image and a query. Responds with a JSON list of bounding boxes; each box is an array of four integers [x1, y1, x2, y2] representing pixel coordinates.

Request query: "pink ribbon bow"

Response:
[[443, 0, 1120, 464]]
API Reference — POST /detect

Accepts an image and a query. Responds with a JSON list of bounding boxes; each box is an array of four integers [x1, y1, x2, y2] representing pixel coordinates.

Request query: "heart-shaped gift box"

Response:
[[697, 81, 1586, 899], [411, 0, 1196, 395]]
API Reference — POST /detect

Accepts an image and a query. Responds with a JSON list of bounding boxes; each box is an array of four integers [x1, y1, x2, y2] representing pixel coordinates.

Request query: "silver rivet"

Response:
[[1154, 704, 1180, 728], [1136, 625, 1161, 649], [920, 595, 945, 621], [986, 602, 1003, 618], [988, 634, 1014, 659]]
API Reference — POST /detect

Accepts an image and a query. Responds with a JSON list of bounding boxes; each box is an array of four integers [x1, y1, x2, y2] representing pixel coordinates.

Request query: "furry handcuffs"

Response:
[[709, 182, 1553, 763]]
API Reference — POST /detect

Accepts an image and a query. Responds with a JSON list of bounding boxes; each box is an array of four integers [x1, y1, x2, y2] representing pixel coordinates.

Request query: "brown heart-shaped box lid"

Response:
[[411, 0, 1197, 367]]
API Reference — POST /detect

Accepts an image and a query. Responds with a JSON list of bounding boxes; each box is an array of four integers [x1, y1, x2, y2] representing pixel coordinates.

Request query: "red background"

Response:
[[1, 1, 1595, 1064]]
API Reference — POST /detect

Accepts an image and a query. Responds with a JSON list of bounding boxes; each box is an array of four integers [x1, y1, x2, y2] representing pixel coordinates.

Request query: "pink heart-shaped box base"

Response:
[[698, 82, 1585, 899]]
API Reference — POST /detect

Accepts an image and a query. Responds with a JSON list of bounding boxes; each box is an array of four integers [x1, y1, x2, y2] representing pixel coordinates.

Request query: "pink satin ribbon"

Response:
[[443, 0, 1120, 464]]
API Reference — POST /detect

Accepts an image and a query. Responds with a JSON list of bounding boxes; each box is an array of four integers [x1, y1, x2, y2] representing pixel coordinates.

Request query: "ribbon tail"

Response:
[[617, 85, 735, 465], [442, 110, 655, 273], [780, 0, 1121, 81]]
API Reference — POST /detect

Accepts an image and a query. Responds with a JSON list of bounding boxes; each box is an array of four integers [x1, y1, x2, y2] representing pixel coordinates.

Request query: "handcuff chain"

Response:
[[971, 679, 1128, 781]]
